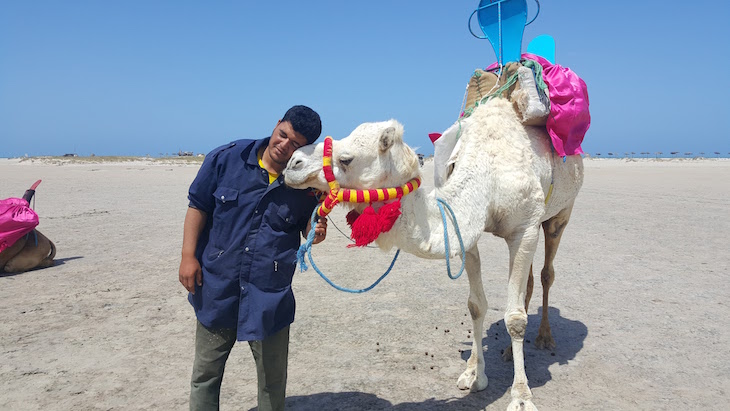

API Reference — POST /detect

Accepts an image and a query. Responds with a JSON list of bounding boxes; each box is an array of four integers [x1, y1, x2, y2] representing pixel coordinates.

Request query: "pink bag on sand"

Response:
[[0, 198, 39, 252]]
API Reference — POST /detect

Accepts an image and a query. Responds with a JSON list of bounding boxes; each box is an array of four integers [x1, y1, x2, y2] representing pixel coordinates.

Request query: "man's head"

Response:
[[282, 105, 321, 145], [266, 105, 322, 168]]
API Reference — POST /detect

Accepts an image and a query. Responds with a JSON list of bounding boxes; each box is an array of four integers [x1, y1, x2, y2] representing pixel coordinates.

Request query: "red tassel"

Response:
[[377, 199, 401, 233], [349, 205, 382, 247], [345, 209, 360, 228], [347, 200, 403, 247]]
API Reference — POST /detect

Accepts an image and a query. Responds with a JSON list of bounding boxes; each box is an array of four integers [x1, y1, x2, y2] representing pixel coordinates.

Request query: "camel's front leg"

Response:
[[505, 226, 540, 411], [502, 265, 534, 362], [457, 246, 489, 392]]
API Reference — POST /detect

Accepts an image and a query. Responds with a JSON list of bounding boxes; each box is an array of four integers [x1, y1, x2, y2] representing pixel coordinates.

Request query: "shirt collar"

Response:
[[245, 137, 271, 167]]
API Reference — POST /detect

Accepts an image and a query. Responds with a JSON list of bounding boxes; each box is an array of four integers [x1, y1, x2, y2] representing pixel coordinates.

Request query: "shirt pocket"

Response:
[[211, 187, 240, 248], [213, 187, 239, 206], [257, 251, 297, 291], [268, 203, 298, 233]]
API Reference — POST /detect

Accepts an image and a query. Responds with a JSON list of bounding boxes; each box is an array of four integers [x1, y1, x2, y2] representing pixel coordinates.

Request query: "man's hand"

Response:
[[179, 255, 202, 294], [179, 207, 207, 294], [311, 217, 328, 244]]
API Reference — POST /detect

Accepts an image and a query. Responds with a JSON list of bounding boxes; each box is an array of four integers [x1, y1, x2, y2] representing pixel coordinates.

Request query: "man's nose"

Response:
[[282, 140, 299, 152]]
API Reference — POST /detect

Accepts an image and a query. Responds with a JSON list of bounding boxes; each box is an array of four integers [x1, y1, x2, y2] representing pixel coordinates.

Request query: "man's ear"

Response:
[[379, 127, 396, 153]]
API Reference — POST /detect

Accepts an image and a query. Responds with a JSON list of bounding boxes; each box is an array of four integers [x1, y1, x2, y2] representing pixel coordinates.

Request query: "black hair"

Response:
[[282, 105, 322, 145]]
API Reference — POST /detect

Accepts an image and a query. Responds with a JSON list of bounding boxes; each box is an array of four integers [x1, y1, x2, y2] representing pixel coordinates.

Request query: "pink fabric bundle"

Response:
[[0, 198, 39, 252], [488, 53, 591, 156]]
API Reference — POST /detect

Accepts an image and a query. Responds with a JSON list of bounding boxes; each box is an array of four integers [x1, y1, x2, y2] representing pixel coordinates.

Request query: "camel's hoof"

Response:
[[502, 346, 514, 362], [534, 334, 555, 350], [457, 368, 488, 392], [507, 398, 538, 411]]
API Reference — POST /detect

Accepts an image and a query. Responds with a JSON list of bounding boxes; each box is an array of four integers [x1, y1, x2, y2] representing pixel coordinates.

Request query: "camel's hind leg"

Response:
[[3, 230, 55, 273], [504, 224, 540, 410], [456, 245, 489, 392], [0, 235, 29, 271], [534, 203, 574, 350]]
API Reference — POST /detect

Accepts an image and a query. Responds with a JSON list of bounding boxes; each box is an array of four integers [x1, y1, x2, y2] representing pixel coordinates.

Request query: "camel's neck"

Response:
[[374, 165, 489, 259]]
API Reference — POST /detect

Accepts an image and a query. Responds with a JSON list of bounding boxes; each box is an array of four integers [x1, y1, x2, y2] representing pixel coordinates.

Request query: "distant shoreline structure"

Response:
[[1, 155, 205, 165]]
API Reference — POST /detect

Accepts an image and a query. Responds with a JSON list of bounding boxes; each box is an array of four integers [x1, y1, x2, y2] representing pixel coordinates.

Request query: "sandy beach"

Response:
[[1, 157, 729, 410]]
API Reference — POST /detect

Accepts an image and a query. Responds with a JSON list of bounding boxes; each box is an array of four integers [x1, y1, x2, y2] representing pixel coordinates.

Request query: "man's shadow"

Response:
[[257, 307, 587, 410]]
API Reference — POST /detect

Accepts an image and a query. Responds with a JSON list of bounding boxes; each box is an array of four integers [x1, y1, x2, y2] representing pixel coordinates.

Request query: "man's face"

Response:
[[268, 120, 309, 165]]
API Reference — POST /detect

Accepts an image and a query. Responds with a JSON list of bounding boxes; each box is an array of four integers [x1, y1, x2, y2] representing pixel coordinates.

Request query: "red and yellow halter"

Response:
[[316, 136, 421, 217]]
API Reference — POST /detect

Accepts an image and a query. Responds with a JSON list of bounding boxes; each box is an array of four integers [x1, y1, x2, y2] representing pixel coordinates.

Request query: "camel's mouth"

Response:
[[284, 145, 329, 191], [283, 172, 327, 191]]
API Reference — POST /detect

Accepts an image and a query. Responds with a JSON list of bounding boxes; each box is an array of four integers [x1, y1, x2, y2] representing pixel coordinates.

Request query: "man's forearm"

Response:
[[182, 207, 208, 258]]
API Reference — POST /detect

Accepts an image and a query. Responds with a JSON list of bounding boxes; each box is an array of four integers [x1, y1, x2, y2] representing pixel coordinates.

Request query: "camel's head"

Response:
[[285, 119, 421, 192]]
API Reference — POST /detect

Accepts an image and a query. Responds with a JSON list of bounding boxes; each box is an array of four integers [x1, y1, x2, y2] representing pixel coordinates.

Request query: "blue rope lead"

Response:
[[297, 207, 401, 293], [436, 198, 466, 279]]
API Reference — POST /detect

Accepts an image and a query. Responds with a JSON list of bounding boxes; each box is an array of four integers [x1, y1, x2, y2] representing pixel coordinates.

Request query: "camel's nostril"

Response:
[[290, 159, 303, 170]]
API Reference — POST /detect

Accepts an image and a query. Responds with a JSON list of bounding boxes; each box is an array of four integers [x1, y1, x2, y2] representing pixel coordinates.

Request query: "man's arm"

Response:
[[179, 207, 208, 294]]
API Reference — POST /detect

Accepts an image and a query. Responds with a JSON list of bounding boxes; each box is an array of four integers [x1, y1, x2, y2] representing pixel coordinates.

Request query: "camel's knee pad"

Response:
[[540, 266, 554, 287], [505, 309, 527, 340]]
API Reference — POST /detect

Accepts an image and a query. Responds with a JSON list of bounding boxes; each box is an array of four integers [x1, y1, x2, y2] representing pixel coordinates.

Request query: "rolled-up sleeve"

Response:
[[188, 150, 221, 214]]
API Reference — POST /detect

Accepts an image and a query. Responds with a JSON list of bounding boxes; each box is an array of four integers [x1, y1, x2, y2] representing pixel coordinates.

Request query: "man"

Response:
[[179, 105, 328, 411]]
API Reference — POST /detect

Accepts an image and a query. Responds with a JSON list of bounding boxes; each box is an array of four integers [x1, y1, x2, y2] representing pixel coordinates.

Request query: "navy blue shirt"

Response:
[[187, 138, 318, 341]]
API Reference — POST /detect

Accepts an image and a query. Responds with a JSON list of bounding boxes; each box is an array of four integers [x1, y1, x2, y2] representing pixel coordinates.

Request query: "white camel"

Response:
[[284, 98, 583, 411]]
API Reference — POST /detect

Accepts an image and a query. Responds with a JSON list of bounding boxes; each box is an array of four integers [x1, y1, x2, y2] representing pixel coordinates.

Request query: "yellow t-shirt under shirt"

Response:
[[258, 148, 278, 184]]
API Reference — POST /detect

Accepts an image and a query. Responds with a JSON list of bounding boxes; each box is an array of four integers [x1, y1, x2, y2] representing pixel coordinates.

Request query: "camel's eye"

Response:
[[339, 155, 353, 168]]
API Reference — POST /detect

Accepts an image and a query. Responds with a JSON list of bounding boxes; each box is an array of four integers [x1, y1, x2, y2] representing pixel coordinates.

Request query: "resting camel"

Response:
[[1, 182, 56, 273], [0, 229, 56, 273], [284, 98, 583, 411]]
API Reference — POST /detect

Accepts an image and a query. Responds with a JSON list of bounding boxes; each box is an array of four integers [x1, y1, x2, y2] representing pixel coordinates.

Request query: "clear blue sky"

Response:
[[1, 1, 728, 157]]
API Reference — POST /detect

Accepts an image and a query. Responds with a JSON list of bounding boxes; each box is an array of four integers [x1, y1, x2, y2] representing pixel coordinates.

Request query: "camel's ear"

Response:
[[379, 127, 396, 153]]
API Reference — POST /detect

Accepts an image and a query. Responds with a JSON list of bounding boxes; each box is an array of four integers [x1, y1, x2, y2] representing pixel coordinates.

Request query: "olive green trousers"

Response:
[[189, 321, 290, 411]]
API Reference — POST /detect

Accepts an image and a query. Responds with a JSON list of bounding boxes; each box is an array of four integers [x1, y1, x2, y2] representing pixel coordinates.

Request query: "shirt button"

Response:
[[245, 247, 249, 252], [255, 209, 258, 214], [241, 286, 245, 291]]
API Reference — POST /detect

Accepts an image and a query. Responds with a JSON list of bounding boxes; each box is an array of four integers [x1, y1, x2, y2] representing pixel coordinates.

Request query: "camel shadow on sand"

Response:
[[0, 256, 83, 278], [268, 307, 586, 411]]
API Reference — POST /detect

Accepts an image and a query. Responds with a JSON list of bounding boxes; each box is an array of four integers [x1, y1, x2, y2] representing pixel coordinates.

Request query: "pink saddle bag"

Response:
[[0, 198, 39, 252]]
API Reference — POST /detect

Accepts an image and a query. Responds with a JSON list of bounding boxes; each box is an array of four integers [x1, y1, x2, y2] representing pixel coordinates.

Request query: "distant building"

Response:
[[178, 150, 193, 156]]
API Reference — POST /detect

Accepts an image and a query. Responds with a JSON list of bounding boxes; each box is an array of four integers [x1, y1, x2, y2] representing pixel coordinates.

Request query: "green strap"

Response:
[[462, 70, 520, 119]]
